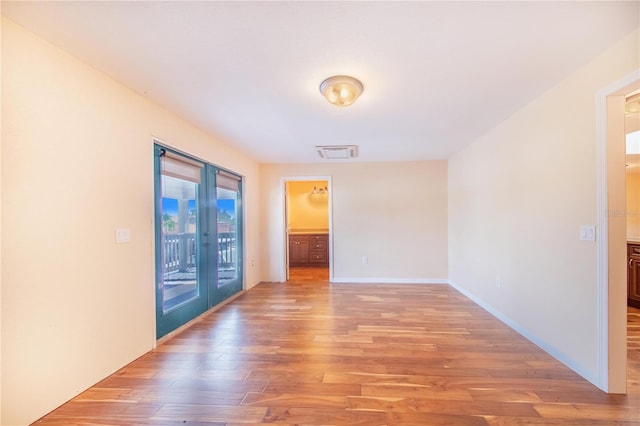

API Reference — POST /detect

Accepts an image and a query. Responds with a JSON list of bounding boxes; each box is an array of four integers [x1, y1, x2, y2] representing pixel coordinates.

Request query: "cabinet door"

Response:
[[289, 236, 309, 264], [629, 256, 640, 307]]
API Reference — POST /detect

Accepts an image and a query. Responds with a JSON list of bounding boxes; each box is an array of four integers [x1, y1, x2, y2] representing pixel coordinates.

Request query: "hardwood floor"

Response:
[[288, 266, 329, 282], [34, 282, 640, 425]]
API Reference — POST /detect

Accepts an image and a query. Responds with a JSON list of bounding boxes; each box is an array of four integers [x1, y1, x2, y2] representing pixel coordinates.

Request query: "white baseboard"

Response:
[[448, 280, 597, 386], [331, 277, 449, 284]]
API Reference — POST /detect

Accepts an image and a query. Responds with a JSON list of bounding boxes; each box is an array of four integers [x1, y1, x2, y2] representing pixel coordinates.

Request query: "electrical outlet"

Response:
[[495, 277, 502, 288], [362, 256, 368, 264]]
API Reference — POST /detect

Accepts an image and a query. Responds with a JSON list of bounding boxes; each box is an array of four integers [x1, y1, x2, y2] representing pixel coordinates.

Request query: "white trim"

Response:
[[595, 69, 640, 391], [332, 278, 449, 284], [448, 281, 596, 385], [595, 81, 610, 392], [279, 176, 334, 283]]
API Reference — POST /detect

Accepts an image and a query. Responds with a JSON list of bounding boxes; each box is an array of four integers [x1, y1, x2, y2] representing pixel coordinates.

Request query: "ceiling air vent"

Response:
[[315, 145, 358, 160]]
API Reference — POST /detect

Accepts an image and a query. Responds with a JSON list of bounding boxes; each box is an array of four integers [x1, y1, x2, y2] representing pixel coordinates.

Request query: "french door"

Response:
[[154, 145, 243, 338]]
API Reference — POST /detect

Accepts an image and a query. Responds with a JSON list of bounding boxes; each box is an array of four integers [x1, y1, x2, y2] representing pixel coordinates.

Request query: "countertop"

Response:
[[289, 229, 329, 235], [629, 239, 640, 245]]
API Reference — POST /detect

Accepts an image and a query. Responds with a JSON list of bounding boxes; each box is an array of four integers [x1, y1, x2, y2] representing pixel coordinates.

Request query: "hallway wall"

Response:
[[260, 161, 448, 283]]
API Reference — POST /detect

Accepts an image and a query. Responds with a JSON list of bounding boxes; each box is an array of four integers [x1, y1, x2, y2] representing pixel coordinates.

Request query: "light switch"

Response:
[[115, 228, 130, 243], [580, 225, 596, 241]]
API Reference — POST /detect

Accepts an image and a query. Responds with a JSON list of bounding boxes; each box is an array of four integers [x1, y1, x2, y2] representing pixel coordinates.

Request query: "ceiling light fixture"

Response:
[[311, 186, 329, 195], [319, 75, 364, 107]]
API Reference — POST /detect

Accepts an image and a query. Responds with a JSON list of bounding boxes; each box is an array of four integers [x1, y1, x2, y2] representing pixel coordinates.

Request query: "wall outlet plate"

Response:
[[580, 225, 596, 241], [115, 228, 131, 243]]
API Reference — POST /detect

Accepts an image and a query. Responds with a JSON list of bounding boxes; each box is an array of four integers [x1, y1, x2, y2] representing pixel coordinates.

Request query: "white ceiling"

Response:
[[2, 1, 639, 163]]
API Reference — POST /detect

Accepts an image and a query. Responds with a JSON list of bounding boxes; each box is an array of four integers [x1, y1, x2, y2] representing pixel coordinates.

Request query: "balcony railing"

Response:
[[217, 232, 235, 268], [164, 232, 236, 274]]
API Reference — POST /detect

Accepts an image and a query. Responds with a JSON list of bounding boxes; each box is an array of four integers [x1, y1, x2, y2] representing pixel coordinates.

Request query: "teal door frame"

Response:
[[154, 144, 243, 339]]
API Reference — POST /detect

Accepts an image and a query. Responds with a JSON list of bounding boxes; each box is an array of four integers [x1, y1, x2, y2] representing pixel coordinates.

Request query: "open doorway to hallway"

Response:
[[285, 179, 331, 282], [601, 75, 640, 393], [624, 89, 640, 393], [625, 90, 640, 308]]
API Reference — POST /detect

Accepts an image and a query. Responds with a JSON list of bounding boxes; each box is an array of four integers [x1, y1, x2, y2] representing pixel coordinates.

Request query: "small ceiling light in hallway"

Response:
[[319, 75, 364, 107], [311, 186, 328, 195]]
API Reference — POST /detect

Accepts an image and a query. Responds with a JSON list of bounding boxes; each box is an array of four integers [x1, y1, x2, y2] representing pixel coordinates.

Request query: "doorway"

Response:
[[154, 144, 244, 338], [624, 91, 640, 307], [599, 72, 640, 392], [283, 178, 332, 282]]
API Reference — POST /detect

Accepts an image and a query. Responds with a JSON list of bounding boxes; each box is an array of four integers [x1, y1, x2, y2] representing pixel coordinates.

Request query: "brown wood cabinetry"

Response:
[[629, 242, 640, 308], [289, 234, 328, 267], [289, 235, 309, 265]]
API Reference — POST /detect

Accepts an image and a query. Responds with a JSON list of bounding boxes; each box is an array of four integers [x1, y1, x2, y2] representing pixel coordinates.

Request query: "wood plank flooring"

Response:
[[34, 281, 640, 425], [288, 266, 329, 282]]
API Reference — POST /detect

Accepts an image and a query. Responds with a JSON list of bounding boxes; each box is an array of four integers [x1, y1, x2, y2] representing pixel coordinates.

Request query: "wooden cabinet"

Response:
[[289, 235, 310, 265], [308, 235, 328, 265], [629, 242, 640, 308], [289, 234, 328, 267]]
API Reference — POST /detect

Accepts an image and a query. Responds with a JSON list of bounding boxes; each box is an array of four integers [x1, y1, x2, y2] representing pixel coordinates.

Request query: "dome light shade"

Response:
[[626, 93, 640, 114], [319, 75, 364, 107]]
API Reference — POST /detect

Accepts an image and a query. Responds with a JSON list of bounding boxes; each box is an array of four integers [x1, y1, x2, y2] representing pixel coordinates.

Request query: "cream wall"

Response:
[[286, 180, 329, 231], [0, 13, 3, 424], [448, 29, 639, 386], [261, 161, 448, 283], [1, 18, 261, 426], [2, 9, 637, 426], [627, 173, 640, 239]]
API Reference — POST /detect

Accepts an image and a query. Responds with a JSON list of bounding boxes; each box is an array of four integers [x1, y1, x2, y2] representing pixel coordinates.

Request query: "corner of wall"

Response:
[[447, 281, 597, 385], [1, 10, 4, 423]]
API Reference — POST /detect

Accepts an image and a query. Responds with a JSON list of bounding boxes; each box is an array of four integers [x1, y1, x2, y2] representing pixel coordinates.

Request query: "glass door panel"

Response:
[[209, 170, 243, 306], [161, 176, 199, 312], [217, 188, 238, 287], [155, 145, 244, 339], [155, 147, 207, 339]]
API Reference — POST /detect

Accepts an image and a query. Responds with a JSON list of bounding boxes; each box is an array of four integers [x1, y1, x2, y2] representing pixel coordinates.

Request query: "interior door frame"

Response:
[[596, 69, 640, 392], [279, 176, 333, 282]]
